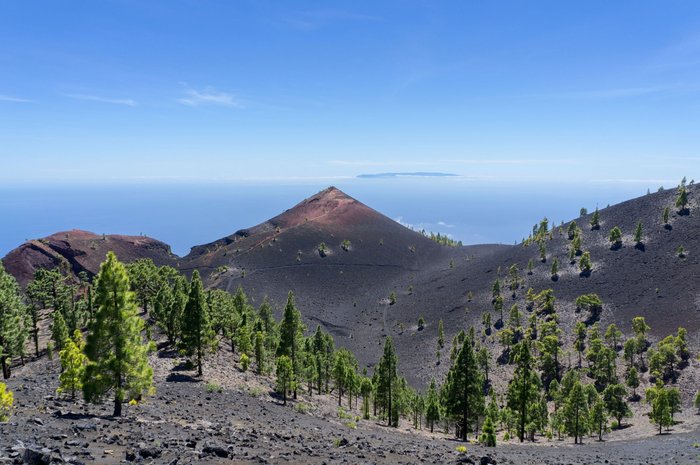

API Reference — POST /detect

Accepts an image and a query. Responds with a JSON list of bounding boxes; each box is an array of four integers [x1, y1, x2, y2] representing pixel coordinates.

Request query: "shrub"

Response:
[[417, 316, 426, 331], [677, 246, 686, 258], [240, 353, 250, 372], [609, 226, 622, 248], [205, 382, 223, 394], [318, 242, 328, 257], [293, 402, 311, 414], [341, 240, 351, 251], [389, 292, 397, 305], [0, 383, 13, 422]]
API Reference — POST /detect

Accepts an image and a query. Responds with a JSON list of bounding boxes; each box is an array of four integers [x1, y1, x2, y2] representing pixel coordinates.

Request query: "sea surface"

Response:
[[0, 179, 657, 257]]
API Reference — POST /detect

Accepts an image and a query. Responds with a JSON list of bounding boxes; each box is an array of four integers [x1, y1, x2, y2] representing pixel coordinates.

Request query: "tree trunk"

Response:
[[113, 395, 122, 417]]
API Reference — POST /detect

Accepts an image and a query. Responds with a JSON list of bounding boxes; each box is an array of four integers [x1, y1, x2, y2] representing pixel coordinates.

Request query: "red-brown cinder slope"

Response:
[[2, 229, 177, 287]]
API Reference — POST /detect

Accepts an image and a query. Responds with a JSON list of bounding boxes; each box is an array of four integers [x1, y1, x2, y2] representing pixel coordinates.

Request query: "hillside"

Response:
[[2, 184, 699, 387], [2, 230, 177, 287]]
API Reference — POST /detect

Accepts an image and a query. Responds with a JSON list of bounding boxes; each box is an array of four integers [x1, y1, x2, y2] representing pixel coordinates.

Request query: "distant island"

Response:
[[357, 172, 459, 179]]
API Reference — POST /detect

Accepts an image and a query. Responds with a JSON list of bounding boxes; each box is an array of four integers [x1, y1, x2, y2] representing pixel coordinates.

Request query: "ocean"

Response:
[[0, 179, 656, 257]]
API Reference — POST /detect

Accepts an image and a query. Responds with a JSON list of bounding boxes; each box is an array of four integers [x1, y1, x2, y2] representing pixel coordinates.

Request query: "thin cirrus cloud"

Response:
[[177, 86, 243, 108], [65, 93, 137, 106], [286, 9, 378, 30], [0, 94, 33, 103]]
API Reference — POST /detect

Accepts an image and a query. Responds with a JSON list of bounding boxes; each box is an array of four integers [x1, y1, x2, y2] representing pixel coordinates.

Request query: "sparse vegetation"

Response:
[[609, 226, 622, 249], [579, 251, 592, 275], [590, 208, 600, 230], [0, 383, 12, 422], [205, 382, 223, 393]]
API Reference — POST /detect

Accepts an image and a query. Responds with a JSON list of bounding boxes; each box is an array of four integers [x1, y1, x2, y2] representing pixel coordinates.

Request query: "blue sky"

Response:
[[2, 1, 700, 185]]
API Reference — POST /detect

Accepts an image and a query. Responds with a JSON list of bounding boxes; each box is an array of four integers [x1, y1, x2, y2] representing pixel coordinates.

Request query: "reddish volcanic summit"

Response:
[[2, 229, 177, 286]]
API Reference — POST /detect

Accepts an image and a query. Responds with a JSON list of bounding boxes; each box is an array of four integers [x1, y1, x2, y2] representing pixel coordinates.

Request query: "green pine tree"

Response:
[[276, 355, 293, 405], [507, 341, 541, 442], [646, 381, 673, 434], [51, 311, 69, 351], [564, 380, 589, 444], [180, 270, 214, 376], [277, 291, 306, 399], [58, 330, 87, 400], [425, 378, 441, 433], [0, 261, 28, 379], [82, 252, 153, 417], [444, 333, 484, 440], [589, 394, 607, 441], [579, 251, 592, 274], [377, 336, 399, 427], [609, 226, 622, 248], [481, 415, 497, 446], [590, 208, 600, 230], [675, 185, 688, 212], [633, 222, 643, 245]]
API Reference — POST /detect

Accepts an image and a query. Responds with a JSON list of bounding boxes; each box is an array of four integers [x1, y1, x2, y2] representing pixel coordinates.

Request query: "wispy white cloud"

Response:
[[177, 86, 242, 108], [65, 94, 137, 106], [0, 94, 33, 103], [329, 160, 434, 167], [287, 9, 378, 30]]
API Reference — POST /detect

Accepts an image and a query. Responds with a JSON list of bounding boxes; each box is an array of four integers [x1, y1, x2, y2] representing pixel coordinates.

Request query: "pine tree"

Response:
[[126, 258, 160, 314], [633, 222, 643, 245], [333, 348, 357, 406], [0, 261, 28, 379], [425, 378, 440, 432], [574, 322, 586, 368], [276, 355, 293, 405], [550, 258, 559, 280], [51, 311, 69, 351], [694, 390, 700, 414], [626, 367, 640, 400], [82, 252, 153, 417], [444, 333, 483, 441], [604, 323, 622, 351], [603, 384, 631, 427], [646, 381, 673, 434], [507, 341, 540, 442], [676, 185, 688, 212], [0, 382, 13, 422], [277, 291, 305, 399], [254, 331, 266, 374], [377, 336, 398, 426], [590, 208, 600, 230], [360, 377, 373, 420], [589, 394, 607, 441], [481, 415, 497, 446], [579, 251, 592, 275], [180, 270, 214, 376], [572, 232, 582, 256], [564, 380, 588, 444], [608, 226, 622, 248], [437, 319, 445, 350], [58, 330, 87, 400]]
